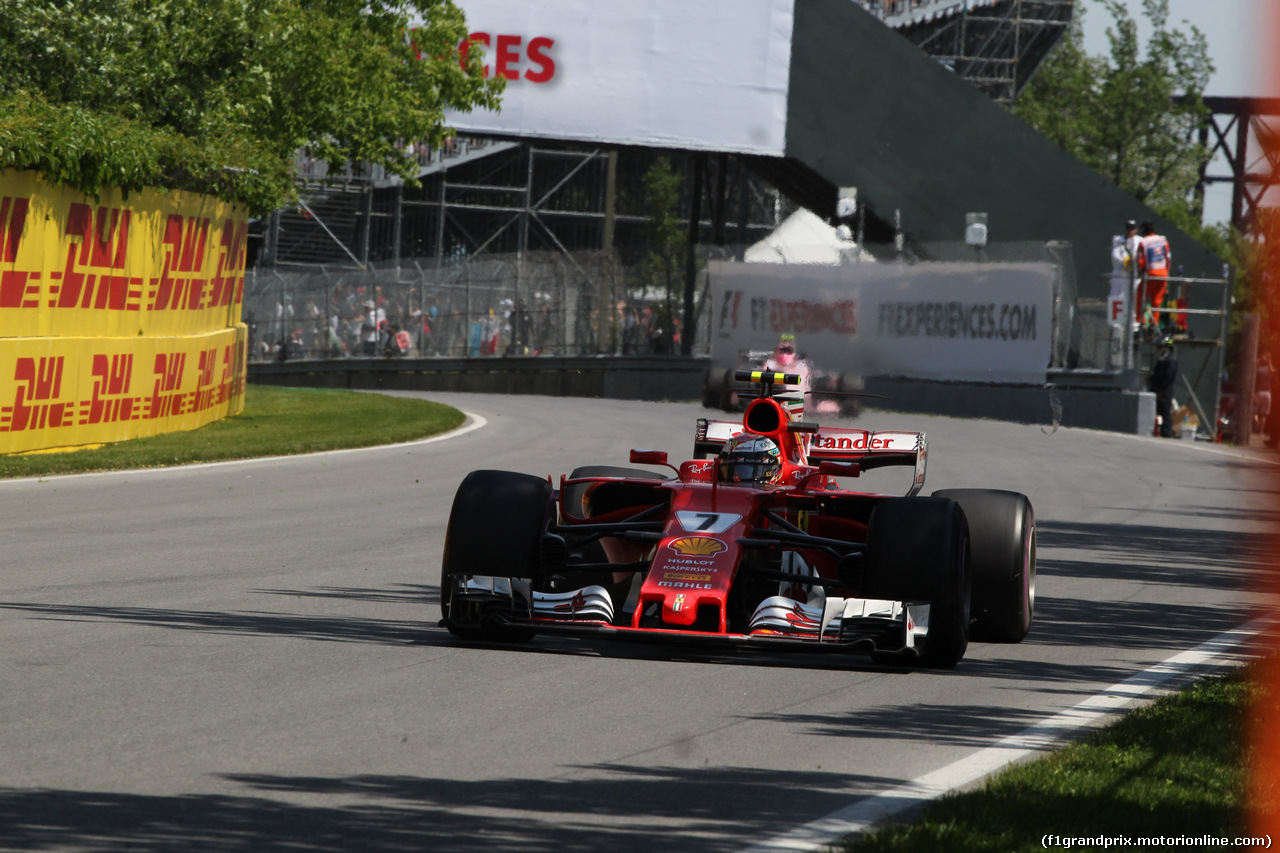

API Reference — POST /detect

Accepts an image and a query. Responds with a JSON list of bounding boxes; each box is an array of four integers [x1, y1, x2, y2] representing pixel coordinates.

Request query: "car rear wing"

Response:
[[807, 427, 926, 496], [694, 419, 927, 497], [694, 417, 748, 458]]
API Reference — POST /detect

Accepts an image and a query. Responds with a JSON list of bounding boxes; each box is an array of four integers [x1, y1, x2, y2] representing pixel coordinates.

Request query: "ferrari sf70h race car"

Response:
[[440, 371, 1035, 668]]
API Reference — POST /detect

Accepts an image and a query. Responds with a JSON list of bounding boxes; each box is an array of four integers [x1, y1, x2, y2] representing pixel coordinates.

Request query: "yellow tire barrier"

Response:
[[0, 170, 249, 454]]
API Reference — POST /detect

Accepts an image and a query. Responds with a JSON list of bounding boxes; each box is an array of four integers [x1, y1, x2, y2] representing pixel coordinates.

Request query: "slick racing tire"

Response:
[[863, 497, 971, 669], [836, 373, 865, 418], [439, 469, 552, 642], [702, 367, 733, 410], [933, 489, 1035, 643], [563, 466, 668, 622]]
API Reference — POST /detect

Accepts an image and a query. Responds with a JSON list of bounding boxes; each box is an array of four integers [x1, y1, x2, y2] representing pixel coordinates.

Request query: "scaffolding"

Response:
[[869, 0, 1074, 106], [1185, 96, 1280, 234], [246, 144, 798, 362], [254, 144, 789, 273]]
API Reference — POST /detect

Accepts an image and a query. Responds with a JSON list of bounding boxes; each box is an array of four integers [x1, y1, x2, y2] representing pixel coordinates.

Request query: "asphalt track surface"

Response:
[[1, 391, 1273, 853]]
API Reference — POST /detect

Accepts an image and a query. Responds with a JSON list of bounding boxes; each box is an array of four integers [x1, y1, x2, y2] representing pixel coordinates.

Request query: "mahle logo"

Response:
[[669, 537, 726, 557]]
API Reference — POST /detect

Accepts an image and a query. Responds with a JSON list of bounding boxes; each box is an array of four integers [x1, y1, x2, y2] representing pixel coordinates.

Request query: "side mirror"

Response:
[[797, 460, 860, 491], [629, 449, 680, 478]]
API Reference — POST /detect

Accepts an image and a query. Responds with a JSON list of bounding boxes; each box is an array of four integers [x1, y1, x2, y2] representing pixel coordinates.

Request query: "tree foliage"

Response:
[[1014, 0, 1214, 223], [0, 0, 502, 213], [635, 157, 687, 354]]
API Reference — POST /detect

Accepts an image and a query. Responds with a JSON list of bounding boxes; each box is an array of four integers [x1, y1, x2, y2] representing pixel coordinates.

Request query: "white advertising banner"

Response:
[[709, 260, 1056, 384], [439, 0, 795, 155]]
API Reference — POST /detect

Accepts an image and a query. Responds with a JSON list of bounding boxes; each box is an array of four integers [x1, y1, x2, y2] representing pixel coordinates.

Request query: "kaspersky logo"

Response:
[[668, 537, 726, 557]]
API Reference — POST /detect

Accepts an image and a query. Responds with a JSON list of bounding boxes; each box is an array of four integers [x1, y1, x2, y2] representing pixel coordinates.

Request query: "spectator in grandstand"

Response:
[[380, 322, 410, 357], [621, 305, 640, 354], [378, 319, 392, 355], [505, 299, 532, 356], [638, 308, 654, 353], [360, 299, 386, 356], [244, 307, 261, 358], [649, 312, 670, 354], [325, 315, 347, 358], [420, 309, 434, 355], [1138, 221, 1171, 331], [274, 295, 294, 345], [480, 308, 500, 355], [536, 302, 554, 354], [288, 328, 306, 360]]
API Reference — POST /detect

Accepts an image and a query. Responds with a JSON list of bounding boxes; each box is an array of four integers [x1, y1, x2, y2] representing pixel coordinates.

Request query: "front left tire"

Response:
[[439, 469, 552, 642]]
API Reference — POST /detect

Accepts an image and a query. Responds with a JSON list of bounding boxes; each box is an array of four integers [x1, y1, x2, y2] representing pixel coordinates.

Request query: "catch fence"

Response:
[[243, 249, 731, 362]]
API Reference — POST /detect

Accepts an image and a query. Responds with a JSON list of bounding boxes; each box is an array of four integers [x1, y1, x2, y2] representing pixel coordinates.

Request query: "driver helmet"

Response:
[[774, 333, 797, 367], [718, 433, 782, 486]]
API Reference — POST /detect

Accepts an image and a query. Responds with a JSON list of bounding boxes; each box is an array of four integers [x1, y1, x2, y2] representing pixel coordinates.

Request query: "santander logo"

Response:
[[811, 433, 890, 451], [459, 33, 557, 83]]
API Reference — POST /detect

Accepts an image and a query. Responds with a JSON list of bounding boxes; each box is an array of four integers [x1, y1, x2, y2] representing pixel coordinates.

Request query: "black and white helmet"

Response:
[[717, 433, 782, 486]]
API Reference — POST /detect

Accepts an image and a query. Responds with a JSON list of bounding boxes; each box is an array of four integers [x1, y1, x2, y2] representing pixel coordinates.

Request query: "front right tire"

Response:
[[862, 497, 971, 668]]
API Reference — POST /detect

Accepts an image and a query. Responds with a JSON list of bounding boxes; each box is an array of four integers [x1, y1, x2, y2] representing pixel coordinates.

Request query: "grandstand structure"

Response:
[[870, 0, 1075, 105], [260, 142, 788, 272], [244, 0, 1243, 436], [254, 1, 1080, 274], [248, 0, 1225, 417]]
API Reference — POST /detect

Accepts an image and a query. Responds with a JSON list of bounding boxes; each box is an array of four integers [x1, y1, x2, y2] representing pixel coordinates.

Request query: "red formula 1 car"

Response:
[[440, 371, 1036, 668]]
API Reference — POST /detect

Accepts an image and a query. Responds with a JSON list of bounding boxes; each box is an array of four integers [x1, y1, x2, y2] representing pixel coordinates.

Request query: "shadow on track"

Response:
[[0, 765, 897, 853], [740, 701, 1084, 749], [0, 601, 436, 647], [1037, 519, 1267, 592], [1028, 596, 1255, 652]]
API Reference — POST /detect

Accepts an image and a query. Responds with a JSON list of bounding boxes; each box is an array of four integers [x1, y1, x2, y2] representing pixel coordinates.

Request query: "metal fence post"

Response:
[[393, 183, 403, 273], [1239, 312, 1259, 445], [360, 189, 372, 268], [1214, 264, 1230, 437]]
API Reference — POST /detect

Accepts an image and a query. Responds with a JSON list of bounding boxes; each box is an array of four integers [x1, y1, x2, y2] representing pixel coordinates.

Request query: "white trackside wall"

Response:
[[439, 0, 795, 155], [708, 261, 1056, 384]]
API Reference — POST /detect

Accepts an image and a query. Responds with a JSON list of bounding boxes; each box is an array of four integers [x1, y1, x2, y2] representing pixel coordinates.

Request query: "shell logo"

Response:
[[669, 537, 727, 557]]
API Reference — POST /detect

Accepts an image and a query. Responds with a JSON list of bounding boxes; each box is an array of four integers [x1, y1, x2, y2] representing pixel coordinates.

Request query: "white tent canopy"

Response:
[[744, 207, 876, 264]]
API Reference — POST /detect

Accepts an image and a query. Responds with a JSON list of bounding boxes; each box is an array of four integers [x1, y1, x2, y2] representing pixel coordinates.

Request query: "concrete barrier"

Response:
[[249, 356, 1157, 435], [248, 355, 709, 402]]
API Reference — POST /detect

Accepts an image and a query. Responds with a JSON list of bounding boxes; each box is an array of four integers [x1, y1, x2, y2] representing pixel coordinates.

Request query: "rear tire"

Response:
[[933, 489, 1035, 643], [863, 497, 971, 668], [440, 470, 551, 642], [702, 367, 733, 410], [837, 373, 865, 418]]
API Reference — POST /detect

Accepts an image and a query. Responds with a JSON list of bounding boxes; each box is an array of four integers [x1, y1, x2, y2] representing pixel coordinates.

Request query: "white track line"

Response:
[[0, 412, 488, 483], [742, 616, 1273, 852]]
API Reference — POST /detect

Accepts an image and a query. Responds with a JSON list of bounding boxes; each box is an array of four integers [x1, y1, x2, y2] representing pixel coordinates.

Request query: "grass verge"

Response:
[[0, 385, 465, 478], [840, 664, 1265, 851]]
